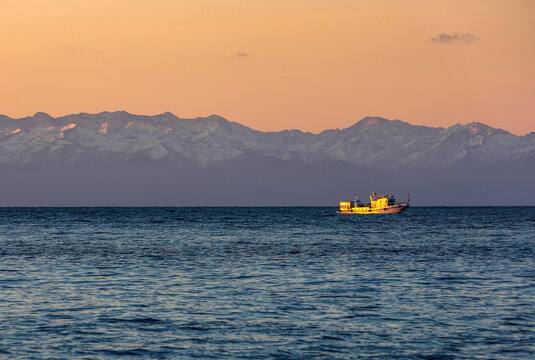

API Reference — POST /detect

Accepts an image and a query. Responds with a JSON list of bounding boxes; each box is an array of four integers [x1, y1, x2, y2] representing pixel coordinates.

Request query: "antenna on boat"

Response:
[[408, 194, 410, 203]]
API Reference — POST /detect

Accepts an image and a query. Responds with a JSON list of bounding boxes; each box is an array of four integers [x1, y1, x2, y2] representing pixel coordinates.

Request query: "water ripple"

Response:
[[0, 207, 534, 358]]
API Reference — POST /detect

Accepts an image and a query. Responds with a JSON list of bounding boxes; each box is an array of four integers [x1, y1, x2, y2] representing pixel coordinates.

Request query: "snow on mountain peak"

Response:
[[98, 122, 108, 134], [61, 123, 77, 132], [0, 113, 533, 168], [7, 128, 22, 135]]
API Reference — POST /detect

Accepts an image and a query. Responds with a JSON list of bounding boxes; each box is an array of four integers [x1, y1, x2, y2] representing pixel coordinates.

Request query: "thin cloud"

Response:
[[235, 52, 250, 58], [430, 33, 479, 44]]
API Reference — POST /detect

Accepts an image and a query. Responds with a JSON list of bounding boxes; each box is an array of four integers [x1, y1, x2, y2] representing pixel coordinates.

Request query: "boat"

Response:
[[338, 192, 409, 214]]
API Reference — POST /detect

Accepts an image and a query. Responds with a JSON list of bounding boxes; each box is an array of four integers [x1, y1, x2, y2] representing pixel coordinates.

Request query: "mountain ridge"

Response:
[[1, 111, 533, 168], [1, 111, 534, 205], [2, 111, 524, 134]]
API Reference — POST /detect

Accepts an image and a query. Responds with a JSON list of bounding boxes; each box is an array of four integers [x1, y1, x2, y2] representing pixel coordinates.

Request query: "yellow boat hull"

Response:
[[337, 203, 409, 214]]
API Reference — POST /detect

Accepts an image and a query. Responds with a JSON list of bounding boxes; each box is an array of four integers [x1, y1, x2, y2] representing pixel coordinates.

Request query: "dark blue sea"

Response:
[[0, 207, 534, 359]]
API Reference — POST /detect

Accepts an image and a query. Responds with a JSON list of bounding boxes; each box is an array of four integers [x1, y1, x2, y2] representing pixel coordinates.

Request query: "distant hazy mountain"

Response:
[[1, 111, 534, 206]]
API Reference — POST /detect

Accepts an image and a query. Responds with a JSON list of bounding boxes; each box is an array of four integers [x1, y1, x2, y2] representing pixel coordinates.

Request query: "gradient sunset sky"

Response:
[[1, 0, 534, 134]]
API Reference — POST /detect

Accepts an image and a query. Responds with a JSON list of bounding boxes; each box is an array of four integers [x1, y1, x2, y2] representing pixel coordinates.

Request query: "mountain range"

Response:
[[1, 111, 534, 206]]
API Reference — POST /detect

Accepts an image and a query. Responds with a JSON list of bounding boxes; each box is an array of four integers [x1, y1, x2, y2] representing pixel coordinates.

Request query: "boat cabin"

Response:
[[338, 192, 408, 214], [339, 201, 352, 211], [339, 193, 397, 211]]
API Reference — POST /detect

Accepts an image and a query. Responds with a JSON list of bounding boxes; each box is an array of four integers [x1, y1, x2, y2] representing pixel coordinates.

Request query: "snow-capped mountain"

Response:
[[1, 111, 534, 205], [1, 111, 534, 168]]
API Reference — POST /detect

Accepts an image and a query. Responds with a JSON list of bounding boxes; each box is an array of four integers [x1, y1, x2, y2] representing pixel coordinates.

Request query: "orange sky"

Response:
[[1, 0, 534, 134]]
